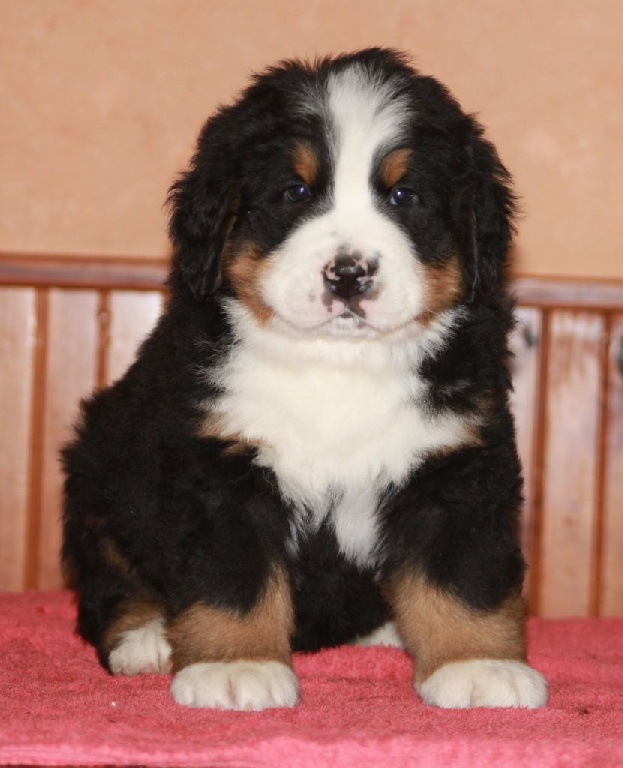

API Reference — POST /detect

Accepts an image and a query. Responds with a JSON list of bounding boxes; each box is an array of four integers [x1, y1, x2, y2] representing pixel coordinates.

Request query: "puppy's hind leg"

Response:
[[105, 600, 172, 677], [67, 535, 171, 676]]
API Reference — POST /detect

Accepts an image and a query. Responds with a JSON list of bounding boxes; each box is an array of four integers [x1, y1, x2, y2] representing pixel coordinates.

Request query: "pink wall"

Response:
[[1, 0, 621, 278]]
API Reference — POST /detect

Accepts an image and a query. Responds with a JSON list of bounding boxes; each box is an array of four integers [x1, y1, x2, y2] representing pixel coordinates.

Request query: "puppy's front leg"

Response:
[[386, 570, 547, 709], [168, 569, 298, 710]]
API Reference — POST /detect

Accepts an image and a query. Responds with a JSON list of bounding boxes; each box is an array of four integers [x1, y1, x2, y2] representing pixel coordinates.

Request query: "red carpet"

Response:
[[0, 592, 621, 767]]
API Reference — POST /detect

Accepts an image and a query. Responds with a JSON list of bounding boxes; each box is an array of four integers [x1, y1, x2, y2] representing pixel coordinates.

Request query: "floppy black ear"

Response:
[[464, 125, 517, 301], [167, 115, 240, 300]]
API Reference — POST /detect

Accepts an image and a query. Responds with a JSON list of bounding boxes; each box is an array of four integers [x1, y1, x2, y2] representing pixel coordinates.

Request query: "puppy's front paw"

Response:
[[109, 619, 172, 676], [170, 661, 299, 710], [417, 659, 547, 709]]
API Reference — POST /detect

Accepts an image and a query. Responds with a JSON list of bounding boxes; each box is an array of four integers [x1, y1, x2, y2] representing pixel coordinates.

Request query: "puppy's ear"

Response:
[[167, 117, 240, 300], [464, 124, 516, 302]]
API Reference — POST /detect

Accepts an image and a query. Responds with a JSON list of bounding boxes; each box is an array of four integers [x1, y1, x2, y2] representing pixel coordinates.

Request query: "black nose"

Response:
[[323, 254, 378, 300]]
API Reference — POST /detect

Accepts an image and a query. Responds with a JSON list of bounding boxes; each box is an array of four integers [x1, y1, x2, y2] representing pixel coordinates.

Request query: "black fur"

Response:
[[62, 49, 525, 670]]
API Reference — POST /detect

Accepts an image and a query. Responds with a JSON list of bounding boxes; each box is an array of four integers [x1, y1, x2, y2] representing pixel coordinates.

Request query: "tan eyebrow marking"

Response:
[[380, 148, 413, 188], [293, 142, 319, 186]]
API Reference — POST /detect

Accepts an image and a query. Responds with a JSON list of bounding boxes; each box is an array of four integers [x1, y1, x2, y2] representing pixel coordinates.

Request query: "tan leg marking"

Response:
[[386, 569, 526, 685], [168, 569, 294, 673], [104, 600, 172, 676], [103, 600, 164, 654], [101, 537, 136, 581]]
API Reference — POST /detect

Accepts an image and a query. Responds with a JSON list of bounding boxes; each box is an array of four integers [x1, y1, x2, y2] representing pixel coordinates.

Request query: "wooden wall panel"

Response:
[[1, 262, 623, 615], [539, 312, 604, 617], [602, 315, 623, 615], [0, 289, 35, 590], [509, 307, 542, 605], [107, 291, 163, 385], [35, 290, 99, 589]]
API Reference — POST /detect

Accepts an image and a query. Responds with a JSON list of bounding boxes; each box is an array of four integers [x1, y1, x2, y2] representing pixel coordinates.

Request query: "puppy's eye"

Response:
[[389, 186, 418, 207], [284, 183, 312, 203]]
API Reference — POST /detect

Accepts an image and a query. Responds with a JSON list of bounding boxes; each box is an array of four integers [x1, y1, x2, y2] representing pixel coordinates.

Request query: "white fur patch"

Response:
[[211, 306, 475, 564], [417, 659, 548, 709], [108, 618, 172, 676], [170, 661, 299, 710], [354, 621, 404, 648], [261, 64, 422, 337], [331, 485, 380, 566]]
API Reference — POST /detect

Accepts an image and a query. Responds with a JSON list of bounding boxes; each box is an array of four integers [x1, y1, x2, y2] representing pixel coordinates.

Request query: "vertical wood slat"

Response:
[[527, 308, 552, 616], [36, 290, 99, 589], [602, 314, 623, 615], [0, 289, 36, 590], [590, 314, 611, 617], [508, 307, 542, 605], [107, 291, 163, 385], [97, 290, 111, 389], [539, 311, 604, 617], [24, 288, 49, 589]]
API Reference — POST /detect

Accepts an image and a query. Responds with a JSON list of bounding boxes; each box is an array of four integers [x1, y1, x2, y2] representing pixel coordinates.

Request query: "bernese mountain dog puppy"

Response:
[[62, 48, 547, 711]]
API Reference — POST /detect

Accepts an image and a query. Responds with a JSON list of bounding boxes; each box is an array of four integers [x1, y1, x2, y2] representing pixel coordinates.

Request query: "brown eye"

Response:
[[389, 186, 418, 207], [284, 183, 312, 203]]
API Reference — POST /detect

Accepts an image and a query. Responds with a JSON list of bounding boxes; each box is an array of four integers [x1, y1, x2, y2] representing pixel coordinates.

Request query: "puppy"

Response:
[[62, 48, 547, 711]]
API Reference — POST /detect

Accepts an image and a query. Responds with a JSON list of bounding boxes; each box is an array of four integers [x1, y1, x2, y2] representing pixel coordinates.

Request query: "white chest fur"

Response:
[[209, 312, 474, 565]]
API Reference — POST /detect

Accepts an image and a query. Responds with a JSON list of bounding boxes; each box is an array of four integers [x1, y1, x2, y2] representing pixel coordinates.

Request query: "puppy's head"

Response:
[[168, 48, 515, 339]]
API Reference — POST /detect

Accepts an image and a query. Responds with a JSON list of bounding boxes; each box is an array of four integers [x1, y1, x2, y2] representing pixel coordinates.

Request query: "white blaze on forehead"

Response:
[[327, 65, 410, 211], [259, 62, 426, 335]]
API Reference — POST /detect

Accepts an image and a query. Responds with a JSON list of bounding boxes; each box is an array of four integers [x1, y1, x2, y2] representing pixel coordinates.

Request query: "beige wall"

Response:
[[1, 0, 621, 279]]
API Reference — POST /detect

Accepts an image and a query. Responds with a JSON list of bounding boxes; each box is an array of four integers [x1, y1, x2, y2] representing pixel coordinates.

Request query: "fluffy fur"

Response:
[[62, 49, 547, 711]]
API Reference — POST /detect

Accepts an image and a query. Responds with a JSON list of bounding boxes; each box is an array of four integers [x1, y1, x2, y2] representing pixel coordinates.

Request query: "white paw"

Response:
[[170, 661, 299, 711], [353, 621, 404, 648], [108, 619, 172, 676], [417, 659, 547, 709]]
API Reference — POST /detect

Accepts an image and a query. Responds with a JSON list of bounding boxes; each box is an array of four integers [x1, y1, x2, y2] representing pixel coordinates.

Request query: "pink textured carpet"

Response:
[[0, 592, 622, 767]]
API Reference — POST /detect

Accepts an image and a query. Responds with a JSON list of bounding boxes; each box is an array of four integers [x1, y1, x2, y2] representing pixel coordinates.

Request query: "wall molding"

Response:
[[0, 254, 168, 291], [3, 253, 623, 308]]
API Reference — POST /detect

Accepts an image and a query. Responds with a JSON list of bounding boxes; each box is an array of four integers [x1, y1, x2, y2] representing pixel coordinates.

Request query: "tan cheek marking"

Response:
[[381, 148, 413, 188], [168, 569, 294, 672], [385, 569, 526, 685], [293, 142, 318, 186], [103, 600, 165, 656], [224, 242, 274, 324], [421, 256, 463, 319]]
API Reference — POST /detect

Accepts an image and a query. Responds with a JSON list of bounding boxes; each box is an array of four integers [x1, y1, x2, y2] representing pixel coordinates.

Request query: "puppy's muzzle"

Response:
[[323, 253, 379, 301]]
